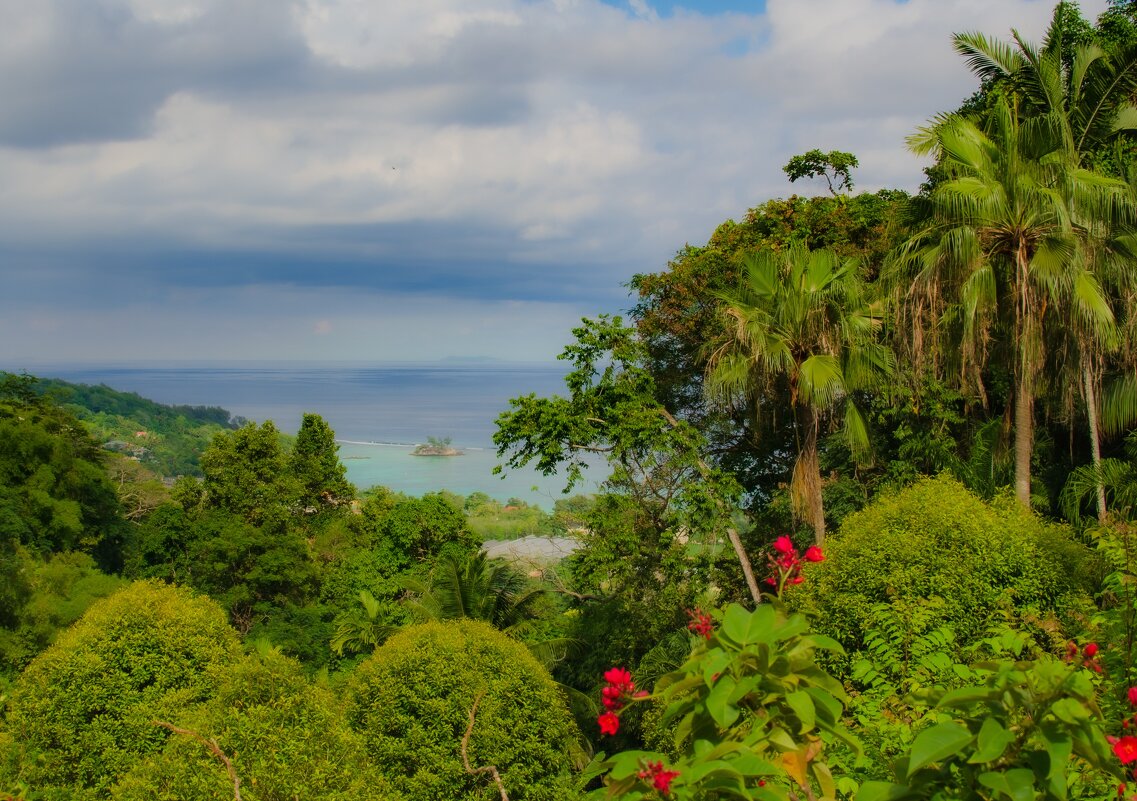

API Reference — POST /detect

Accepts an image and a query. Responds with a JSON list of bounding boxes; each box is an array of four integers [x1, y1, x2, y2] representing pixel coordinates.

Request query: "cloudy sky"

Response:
[[0, 0, 1112, 365]]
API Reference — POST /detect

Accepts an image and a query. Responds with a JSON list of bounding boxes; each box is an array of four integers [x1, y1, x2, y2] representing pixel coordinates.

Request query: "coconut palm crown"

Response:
[[704, 244, 893, 543]]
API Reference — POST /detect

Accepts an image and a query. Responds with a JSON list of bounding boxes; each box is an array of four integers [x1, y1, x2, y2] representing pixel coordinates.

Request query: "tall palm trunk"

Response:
[[791, 406, 826, 544], [1014, 249, 1034, 508], [1082, 356, 1107, 520]]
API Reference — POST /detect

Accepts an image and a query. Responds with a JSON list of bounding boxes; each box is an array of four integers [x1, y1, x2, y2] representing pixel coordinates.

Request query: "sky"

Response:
[[0, 0, 1114, 365]]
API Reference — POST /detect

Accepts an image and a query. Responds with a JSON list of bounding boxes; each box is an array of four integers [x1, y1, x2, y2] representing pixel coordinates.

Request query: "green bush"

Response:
[[111, 649, 396, 801], [348, 619, 581, 801], [0, 550, 126, 677], [1, 581, 240, 798], [797, 475, 1095, 664]]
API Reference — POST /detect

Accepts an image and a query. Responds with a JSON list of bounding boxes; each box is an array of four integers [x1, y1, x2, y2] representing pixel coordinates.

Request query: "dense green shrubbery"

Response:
[[0, 551, 125, 677], [111, 649, 396, 801], [348, 619, 581, 801], [797, 475, 1096, 666], [1, 581, 241, 798]]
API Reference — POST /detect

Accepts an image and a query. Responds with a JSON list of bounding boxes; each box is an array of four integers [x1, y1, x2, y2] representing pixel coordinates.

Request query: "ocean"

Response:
[[10, 363, 602, 508]]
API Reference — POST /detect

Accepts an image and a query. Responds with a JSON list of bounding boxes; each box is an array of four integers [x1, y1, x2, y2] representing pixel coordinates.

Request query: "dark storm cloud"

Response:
[[0, 216, 631, 311], [0, 0, 542, 148], [0, 1, 316, 147]]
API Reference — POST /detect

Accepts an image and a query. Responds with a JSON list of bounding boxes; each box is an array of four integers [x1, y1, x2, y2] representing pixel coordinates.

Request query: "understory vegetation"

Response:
[[13, 2, 1137, 799]]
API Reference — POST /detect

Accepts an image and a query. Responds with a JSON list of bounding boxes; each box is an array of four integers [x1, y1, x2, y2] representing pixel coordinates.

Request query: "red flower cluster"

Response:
[[686, 608, 714, 640], [1119, 739, 1137, 765], [597, 667, 637, 736], [1066, 641, 1103, 673], [1111, 683, 1137, 800], [638, 760, 680, 795], [764, 536, 824, 592]]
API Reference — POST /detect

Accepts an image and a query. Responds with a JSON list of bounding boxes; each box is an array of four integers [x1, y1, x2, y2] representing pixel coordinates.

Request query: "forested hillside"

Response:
[[27, 374, 244, 477]]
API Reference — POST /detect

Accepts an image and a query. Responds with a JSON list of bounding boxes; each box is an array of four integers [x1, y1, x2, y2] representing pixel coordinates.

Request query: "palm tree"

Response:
[[704, 245, 893, 543], [402, 551, 579, 672], [330, 589, 399, 657], [902, 90, 1131, 508], [952, 21, 1137, 518], [401, 550, 547, 634]]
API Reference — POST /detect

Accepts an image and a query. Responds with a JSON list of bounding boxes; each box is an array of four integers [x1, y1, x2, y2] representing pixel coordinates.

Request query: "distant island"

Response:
[[411, 436, 464, 457]]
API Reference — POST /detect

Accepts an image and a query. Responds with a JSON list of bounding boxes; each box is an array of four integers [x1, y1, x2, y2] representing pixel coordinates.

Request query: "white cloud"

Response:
[[0, 0, 1117, 360]]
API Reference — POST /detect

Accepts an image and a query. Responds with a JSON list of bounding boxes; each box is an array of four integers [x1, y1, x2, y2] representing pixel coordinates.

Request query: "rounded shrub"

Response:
[[111, 649, 396, 801], [348, 619, 580, 801], [2, 580, 241, 797], [797, 475, 1095, 658]]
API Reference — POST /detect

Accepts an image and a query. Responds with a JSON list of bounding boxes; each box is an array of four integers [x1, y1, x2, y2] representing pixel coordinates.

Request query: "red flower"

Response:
[[804, 546, 825, 563], [599, 666, 638, 715], [638, 761, 680, 796], [603, 667, 634, 689], [1085, 642, 1100, 658], [686, 609, 714, 640], [1114, 736, 1137, 764], [773, 535, 795, 555], [653, 768, 680, 795], [597, 712, 620, 736]]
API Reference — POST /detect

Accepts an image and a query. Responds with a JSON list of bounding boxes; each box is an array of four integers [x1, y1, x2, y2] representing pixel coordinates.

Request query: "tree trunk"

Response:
[[1083, 358, 1107, 521], [792, 409, 826, 544], [1014, 250, 1034, 509], [726, 527, 763, 606]]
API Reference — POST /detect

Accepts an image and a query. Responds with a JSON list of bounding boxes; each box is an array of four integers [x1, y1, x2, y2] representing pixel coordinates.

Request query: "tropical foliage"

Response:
[[12, 4, 1137, 800]]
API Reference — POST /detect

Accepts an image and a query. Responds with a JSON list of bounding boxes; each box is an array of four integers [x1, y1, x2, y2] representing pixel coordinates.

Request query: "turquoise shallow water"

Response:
[[337, 442, 593, 506], [11, 362, 603, 509]]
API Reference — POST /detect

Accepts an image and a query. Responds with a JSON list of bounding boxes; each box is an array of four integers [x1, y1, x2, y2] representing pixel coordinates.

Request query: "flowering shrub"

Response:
[[598, 666, 640, 736], [592, 599, 1126, 801], [859, 657, 1121, 801], [589, 602, 855, 799], [1110, 685, 1137, 795], [764, 535, 825, 597]]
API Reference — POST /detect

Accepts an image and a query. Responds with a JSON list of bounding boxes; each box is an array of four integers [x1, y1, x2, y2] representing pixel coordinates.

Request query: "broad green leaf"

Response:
[[805, 686, 843, 725], [785, 690, 816, 732], [970, 717, 1015, 763], [805, 633, 845, 654], [813, 759, 837, 801], [977, 768, 1036, 801], [707, 675, 741, 729], [937, 685, 995, 708], [906, 721, 974, 777], [1049, 698, 1086, 726], [700, 649, 733, 684], [721, 603, 775, 646], [855, 781, 915, 801], [1040, 730, 1072, 777], [724, 750, 777, 777]]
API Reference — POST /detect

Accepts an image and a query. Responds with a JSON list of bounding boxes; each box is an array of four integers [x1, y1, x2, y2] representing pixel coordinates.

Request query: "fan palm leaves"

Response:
[[704, 245, 893, 543], [330, 589, 400, 657], [401, 550, 547, 633], [1062, 431, 1137, 524], [900, 88, 1131, 508], [901, 17, 1137, 511], [954, 20, 1137, 519]]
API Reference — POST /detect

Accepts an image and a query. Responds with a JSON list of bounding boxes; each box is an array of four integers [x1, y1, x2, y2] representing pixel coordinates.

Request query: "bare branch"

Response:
[[460, 694, 510, 801], [569, 443, 614, 453], [656, 408, 763, 606], [153, 720, 242, 801]]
